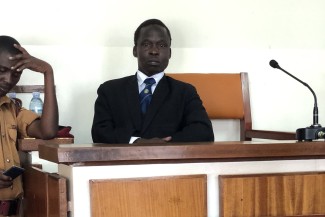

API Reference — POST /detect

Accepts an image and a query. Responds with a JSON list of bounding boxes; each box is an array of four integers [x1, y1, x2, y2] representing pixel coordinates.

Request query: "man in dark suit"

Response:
[[91, 19, 214, 144]]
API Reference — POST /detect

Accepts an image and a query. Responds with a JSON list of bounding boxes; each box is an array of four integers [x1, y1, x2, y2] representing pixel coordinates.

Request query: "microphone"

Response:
[[269, 60, 319, 125], [269, 59, 325, 141]]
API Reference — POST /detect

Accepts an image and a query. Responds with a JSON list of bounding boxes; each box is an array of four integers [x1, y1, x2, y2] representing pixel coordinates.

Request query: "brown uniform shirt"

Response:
[[0, 96, 38, 200]]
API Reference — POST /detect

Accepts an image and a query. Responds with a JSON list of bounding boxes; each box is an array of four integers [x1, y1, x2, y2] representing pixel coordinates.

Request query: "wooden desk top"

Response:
[[38, 140, 325, 165], [18, 138, 74, 152]]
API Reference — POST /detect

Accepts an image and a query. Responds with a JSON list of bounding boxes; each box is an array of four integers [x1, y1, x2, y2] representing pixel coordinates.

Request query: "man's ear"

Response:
[[169, 48, 172, 59], [133, 46, 137, 57]]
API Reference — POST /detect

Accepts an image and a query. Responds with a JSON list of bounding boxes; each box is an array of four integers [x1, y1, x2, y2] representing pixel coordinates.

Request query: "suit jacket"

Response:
[[91, 74, 214, 144]]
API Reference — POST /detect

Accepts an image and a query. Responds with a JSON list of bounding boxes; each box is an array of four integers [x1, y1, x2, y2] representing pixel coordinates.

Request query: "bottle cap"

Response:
[[8, 92, 16, 99], [32, 92, 40, 98]]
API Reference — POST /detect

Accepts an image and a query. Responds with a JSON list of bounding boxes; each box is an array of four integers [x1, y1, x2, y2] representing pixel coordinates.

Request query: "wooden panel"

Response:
[[48, 173, 68, 217], [38, 141, 325, 165], [90, 175, 207, 217], [23, 167, 67, 217], [219, 172, 325, 217], [23, 167, 48, 217]]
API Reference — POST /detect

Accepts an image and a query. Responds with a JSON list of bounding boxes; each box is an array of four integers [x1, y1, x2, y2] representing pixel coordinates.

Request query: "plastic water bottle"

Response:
[[29, 92, 43, 115]]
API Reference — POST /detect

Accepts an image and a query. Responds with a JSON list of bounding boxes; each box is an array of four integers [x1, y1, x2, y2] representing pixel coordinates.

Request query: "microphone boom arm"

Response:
[[277, 66, 319, 125]]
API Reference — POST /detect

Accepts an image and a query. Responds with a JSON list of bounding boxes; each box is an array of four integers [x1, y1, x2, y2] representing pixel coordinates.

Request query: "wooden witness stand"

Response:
[[15, 79, 325, 216], [17, 140, 325, 217]]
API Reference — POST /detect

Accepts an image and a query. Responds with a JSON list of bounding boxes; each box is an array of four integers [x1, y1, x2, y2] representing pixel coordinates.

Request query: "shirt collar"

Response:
[[137, 70, 164, 86], [0, 96, 11, 107]]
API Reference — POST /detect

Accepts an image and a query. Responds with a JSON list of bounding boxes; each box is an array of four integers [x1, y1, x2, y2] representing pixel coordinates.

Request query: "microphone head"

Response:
[[269, 59, 279, 69]]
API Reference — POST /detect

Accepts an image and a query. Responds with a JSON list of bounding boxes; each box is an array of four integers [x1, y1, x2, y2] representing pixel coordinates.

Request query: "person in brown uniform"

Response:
[[0, 35, 58, 216]]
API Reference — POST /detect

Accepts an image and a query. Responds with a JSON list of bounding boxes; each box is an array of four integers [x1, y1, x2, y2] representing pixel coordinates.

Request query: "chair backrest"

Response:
[[167, 73, 252, 141]]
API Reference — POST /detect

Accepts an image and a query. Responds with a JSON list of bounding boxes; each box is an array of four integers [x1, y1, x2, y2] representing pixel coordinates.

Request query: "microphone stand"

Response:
[[269, 60, 325, 141]]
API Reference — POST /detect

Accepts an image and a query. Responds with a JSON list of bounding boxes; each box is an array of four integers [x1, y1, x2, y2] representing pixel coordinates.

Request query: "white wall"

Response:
[[2, 0, 325, 143]]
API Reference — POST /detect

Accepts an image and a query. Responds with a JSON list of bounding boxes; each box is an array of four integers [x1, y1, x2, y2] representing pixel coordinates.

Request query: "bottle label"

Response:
[[29, 92, 43, 115], [31, 108, 43, 115]]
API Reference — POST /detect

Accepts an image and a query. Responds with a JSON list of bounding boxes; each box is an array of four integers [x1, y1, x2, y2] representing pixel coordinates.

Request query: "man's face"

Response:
[[0, 51, 21, 97], [133, 24, 171, 76]]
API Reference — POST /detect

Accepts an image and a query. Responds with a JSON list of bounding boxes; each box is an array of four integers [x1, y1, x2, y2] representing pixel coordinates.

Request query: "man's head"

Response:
[[0, 36, 23, 97], [133, 19, 172, 77]]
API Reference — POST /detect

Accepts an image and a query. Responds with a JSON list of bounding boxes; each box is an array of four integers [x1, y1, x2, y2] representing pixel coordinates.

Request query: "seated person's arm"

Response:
[[170, 85, 214, 142], [92, 85, 135, 144]]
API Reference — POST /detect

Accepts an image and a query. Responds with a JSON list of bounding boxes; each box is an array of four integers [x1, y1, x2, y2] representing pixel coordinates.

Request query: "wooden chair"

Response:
[[167, 73, 296, 141]]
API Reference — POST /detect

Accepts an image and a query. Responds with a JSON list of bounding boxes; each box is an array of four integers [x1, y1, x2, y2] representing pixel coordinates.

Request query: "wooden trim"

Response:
[[38, 140, 325, 165], [246, 129, 296, 140], [11, 85, 45, 93], [240, 72, 252, 141], [18, 138, 74, 152]]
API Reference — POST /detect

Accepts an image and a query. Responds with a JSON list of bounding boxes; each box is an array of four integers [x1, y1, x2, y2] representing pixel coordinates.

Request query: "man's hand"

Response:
[[9, 44, 52, 74], [134, 136, 172, 144], [0, 170, 13, 189], [7, 43, 58, 139]]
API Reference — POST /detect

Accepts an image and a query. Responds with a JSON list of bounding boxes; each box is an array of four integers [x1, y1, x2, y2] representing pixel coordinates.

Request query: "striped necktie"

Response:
[[139, 78, 156, 114]]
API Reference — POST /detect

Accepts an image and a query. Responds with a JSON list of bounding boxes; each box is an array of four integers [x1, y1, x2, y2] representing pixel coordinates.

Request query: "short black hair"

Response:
[[134, 19, 172, 46], [0, 35, 21, 55]]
